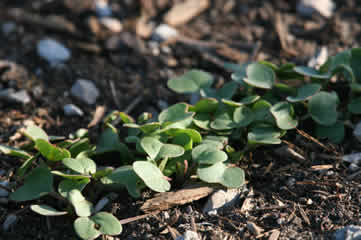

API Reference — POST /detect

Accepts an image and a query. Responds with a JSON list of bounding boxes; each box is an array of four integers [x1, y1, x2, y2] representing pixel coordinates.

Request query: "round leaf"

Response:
[[30, 204, 68, 216], [62, 158, 96, 175], [58, 178, 90, 199], [91, 212, 122, 235], [192, 144, 228, 165], [193, 113, 211, 130], [159, 103, 194, 124], [315, 121, 345, 144], [244, 63, 275, 89], [0, 145, 31, 159], [270, 102, 298, 130], [68, 189, 93, 217], [308, 91, 338, 126], [35, 139, 71, 162], [348, 97, 361, 114], [190, 98, 218, 113], [10, 165, 53, 202], [133, 161, 170, 192], [247, 126, 282, 145], [74, 217, 100, 240], [233, 106, 254, 127], [286, 83, 322, 102], [23, 125, 49, 142], [293, 66, 331, 79], [167, 70, 214, 93]]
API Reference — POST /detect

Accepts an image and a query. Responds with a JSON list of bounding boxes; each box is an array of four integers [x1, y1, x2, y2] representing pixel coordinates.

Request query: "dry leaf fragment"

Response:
[[141, 184, 215, 213]]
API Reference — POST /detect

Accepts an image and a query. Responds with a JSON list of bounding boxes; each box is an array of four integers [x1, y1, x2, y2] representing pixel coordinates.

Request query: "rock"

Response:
[[152, 24, 178, 42], [354, 122, 361, 143], [343, 153, 361, 165], [37, 38, 71, 65], [334, 225, 361, 240], [2, 22, 16, 35], [0, 60, 31, 89], [157, 99, 169, 110], [308, 47, 328, 68], [247, 222, 264, 236], [2, 214, 17, 232], [0, 89, 31, 104], [63, 104, 84, 117], [297, 0, 334, 18], [164, 0, 210, 26], [203, 188, 241, 215], [95, 0, 112, 17], [176, 231, 200, 240], [70, 79, 100, 105], [0, 180, 9, 197], [100, 17, 123, 33]]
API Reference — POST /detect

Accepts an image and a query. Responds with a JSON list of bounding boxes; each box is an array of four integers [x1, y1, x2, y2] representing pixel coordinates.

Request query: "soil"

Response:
[[0, 0, 361, 239]]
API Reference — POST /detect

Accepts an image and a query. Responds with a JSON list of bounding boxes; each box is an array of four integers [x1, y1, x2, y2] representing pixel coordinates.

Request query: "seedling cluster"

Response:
[[1, 48, 361, 239]]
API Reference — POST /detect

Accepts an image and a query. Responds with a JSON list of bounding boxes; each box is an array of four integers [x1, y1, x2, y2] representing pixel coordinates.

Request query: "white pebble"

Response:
[[100, 17, 123, 33], [95, 0, 112, 17], [70, 79, 100, 105], [152, 24, 178, 42], [37, 38, 71, 65], [63, 104, 84, 117], [297, 0, 334, 18]]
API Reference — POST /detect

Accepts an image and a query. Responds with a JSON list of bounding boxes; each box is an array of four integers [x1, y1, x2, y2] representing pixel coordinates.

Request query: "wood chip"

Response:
[[164, 0, 209, 26], [268, 229, 280, 240], [141, 184, 215, 213], [274, 12, 298, 56], [298, 204, 311, 225], [311, 164, 333, 171], [240, 188, 254, 214], [88, 105, 106, 128], [246, 221, 264, 236]]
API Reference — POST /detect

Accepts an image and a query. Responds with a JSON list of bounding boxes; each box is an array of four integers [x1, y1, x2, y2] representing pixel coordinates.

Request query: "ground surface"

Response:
[[0, 0, 361, 239]]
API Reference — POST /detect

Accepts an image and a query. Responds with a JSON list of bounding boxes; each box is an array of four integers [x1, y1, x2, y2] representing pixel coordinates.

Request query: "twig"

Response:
[[274, 12, 298, 57], [124, 95, 143, 114], [118, 211, 160, 225]]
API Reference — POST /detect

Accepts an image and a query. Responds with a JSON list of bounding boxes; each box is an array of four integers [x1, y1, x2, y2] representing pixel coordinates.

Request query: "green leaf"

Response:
[[0, 145, 31, 159], [30, 204, 68, 216], [133, 161, 170, 192], [172, 133, 192, 151], [192, 144, 228, 165], [17, 154, 38, 177], [293, 66, 331, 79], [350, 83, 361, 93], [69, 138, 92, 158], [100, 166, 140, 198], [308, 91, 338, 126], [348, 96, 361, 114], [193, 113, 211, 130], [200, 81, 238, 100], [270, 102, 298, 130], [327, 50, 351, 72], [286, 83, 322, 102], [58, 178, 90, 199], [124, 122, 161, 134], [140, 137, 184, 161], [51, 171, 91, 180], [243, 63, 276, 89], [159, 103, 194, 124], [197, 162, 245, 188], [167, 69, 214, 93], [210, 105, 237, 130], [74, 217, 101, 240], [68, 189, 93, 217], [10, 165, 53, 201], [35, 139, 71, 162], [92, 166, 114, 179], [95, 127, 121, 154], [315, 121, 345, 144], [251, 100, 274, 123], [190, 98, 218, 113], [62, 158, 96, 175], [91, 212, 122, 235], [202, 135, 228, 149], [23, 125, 49, 142], [233, 106, 254, 127], [248, 126, 282, 145], [166, 129, 202, 143], [351, 48, 361, 82]]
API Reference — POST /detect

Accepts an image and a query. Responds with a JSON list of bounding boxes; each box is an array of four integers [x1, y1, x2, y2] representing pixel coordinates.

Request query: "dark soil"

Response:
[[1, 0, 361, 239]]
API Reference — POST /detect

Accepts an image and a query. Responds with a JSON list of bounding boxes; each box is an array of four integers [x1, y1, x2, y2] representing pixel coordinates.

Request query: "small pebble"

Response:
[[0, 89, 31, 104], [100, 17, 123, 33], [70, 79, 100, 105], [333, 225, 361, 240], [63, 104, 84, 117], [2, 22, 16, 35], [176, 231, 200, 240], [157, 99, 169, 110], [95, 0, 112, 17], [297, 0, 334, 18], [37, 38, 71, 65], [0, 180, 9, 197], [353, 122, 361, 143], [203, 188, 241, 216], [2, 214, 17, 232], [152, 24, 178, 42]]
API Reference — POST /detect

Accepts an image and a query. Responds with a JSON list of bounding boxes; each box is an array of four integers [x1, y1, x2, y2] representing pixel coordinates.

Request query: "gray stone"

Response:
[[70, 79, 100, 105], [203, 188, 241, 215], [297, 0, 334, 18], [95, 0, 112, 17], [152, 24, 178, 42], [37, 38, 71, 65], [354, 122, 361, 143], [63, 104, 84, 116], [343, 153, 361, 165], [0, 180, 9, 197], [0, 89, 31, 104], [2, 22, 16, 35], [2, 214, 17, 232], [334, 225, 361, 240], [176, 231, 200, 240], [100, 17, 123, 33]]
